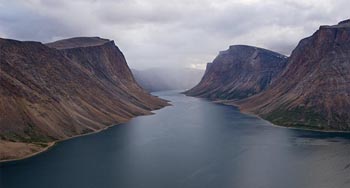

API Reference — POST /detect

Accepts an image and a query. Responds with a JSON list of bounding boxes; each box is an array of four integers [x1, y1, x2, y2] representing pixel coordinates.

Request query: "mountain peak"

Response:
[[239, 20, 350, 130], [46, 37, 111, 49], [185, 45, 287, 100], [338, 19, 350, 25], [0, 36, 168, 160], [223, 45, 287, 59], [321, 19, 350, 29]]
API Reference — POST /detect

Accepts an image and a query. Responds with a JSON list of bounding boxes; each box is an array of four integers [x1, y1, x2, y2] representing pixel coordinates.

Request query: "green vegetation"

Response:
[[217, 89, 257, 100], [34, 142, 49, 147], [2, 122, 54, 144], [21, 122, 54, 143], [264, 106, 329, 130]]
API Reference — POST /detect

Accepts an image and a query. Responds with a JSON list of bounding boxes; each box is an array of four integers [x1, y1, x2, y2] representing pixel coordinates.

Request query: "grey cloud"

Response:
[[0, 0, 349, 69]]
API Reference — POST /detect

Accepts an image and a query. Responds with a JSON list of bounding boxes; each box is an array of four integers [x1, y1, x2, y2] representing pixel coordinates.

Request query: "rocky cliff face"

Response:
[[185, 45, 287, 99], [238, 20, 350, 130], [0, 37, 168, 160]]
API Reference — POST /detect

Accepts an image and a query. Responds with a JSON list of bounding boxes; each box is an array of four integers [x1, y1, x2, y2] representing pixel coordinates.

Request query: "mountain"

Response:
[[238, 20, 350, 130], [0, 37, 168, 161], [132, 68, 204, 92], [46, 36, 110, 49], [185, 45, 287, 99]]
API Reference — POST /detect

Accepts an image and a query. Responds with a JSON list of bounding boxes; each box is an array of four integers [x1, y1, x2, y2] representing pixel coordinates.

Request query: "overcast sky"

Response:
[[0, 0, 349, 70]]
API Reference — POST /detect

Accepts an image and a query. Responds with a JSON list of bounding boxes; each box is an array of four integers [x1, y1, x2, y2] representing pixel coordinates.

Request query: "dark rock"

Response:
[[0, 37, 168, 143], [185, 45, 287, 100], [239, 20, 350, 130]]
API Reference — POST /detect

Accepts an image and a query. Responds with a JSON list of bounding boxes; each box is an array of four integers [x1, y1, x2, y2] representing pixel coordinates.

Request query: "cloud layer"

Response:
[[0, 0, 349, 69]]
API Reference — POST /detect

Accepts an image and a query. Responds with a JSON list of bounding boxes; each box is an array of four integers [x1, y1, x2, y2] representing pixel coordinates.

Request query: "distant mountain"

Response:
[[238, 20, 350, 130], [0, 37, 168, 161], [185, 45, 287, 99], [132, 68, 204, 92]]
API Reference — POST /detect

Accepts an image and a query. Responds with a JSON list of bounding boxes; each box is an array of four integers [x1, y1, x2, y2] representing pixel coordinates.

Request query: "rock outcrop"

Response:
[[0, 37, 168, 160], [185, 45, 287, 99], [238, 20, 350, 130]]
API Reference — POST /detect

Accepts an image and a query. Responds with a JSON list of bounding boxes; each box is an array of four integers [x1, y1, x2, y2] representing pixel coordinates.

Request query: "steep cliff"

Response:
[[185, 45, 287, 99], [0, 37, 168, 160], [238, 20, 350, 130]]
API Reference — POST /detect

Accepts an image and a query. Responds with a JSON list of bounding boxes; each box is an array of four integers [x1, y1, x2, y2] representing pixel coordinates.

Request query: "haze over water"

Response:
[[1, 91, 350, 188]]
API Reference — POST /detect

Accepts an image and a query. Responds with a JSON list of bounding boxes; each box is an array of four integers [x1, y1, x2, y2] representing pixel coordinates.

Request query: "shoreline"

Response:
[[0, 142, 56, 164], [215, 100, 350, 134], [0, 105, 170, 164], [184, 94, 350, 134], [0, 123, 119, 164], [4, 93, 349, 164]]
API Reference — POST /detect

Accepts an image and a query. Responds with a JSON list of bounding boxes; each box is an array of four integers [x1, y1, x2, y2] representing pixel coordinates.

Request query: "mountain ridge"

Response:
[[237, 19, 350, 130], [0, 37, 168, 161], [185, 45, 288, 100], [46, 37, 111, 49], [186, 19, 350, 131]]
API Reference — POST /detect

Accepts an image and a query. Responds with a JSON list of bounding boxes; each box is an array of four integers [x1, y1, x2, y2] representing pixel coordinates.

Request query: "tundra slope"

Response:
[[238, 20, 350, 130], [0, 37, 168, 161]]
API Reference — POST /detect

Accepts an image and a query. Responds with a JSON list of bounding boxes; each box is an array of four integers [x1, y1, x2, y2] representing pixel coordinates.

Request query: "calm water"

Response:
[[1, 91, 350, 188]]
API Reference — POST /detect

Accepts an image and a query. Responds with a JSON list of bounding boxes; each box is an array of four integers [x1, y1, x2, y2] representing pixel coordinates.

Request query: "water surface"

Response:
[[1, 91, 350, 188]]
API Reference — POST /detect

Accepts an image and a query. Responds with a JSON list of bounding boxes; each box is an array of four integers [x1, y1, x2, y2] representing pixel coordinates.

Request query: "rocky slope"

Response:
[[0, 37, 168, 161], [238, 20, 350, 130], [185, 45, 287, 99]]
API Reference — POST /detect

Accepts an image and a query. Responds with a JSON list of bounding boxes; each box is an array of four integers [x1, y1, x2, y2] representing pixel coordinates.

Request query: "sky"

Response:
[[0, 0, 349, 70]]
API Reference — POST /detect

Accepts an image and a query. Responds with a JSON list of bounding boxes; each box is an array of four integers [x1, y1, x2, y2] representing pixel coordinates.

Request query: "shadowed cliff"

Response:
[[185, 45, 287, 100], [238, 20, 350, 130]]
